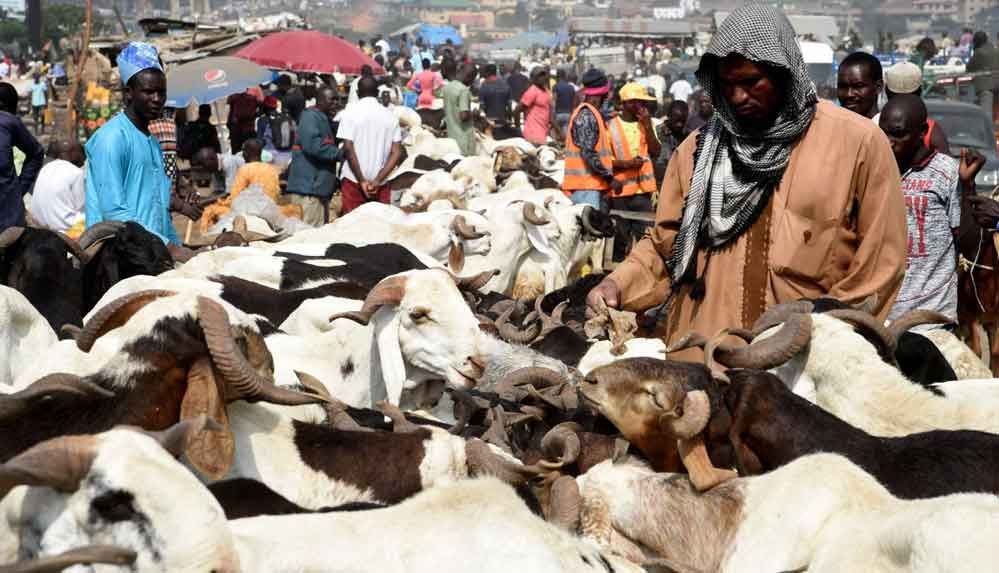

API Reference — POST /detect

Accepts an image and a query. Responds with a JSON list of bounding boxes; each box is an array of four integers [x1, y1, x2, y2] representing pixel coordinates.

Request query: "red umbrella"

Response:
[[235, 30, 385, 75]]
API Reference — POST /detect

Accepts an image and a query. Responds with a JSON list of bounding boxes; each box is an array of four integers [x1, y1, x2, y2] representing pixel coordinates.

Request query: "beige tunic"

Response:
[[609, 101, 908, 361]]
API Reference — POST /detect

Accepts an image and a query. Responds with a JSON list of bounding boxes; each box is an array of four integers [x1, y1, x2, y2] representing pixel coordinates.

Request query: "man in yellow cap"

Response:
[[608, 82, 661, 257]]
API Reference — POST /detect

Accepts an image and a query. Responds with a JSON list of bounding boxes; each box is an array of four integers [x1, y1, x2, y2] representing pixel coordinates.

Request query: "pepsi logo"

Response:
[[204, 69, 227, 83]]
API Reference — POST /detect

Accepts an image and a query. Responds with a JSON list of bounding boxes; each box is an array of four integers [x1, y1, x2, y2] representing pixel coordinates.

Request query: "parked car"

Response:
[[925, 99, 999, 194]]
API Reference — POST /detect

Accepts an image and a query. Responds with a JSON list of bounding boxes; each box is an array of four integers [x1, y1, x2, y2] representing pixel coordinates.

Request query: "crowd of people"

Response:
[[0, 3, 996, 344]]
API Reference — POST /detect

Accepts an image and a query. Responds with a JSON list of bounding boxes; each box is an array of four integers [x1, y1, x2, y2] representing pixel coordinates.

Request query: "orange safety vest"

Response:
[[563, 103, 614, 193], [606, 116, 657, 197]]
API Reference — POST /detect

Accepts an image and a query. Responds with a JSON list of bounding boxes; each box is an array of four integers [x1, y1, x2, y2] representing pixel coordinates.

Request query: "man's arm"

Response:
[[12, 117, 42, 196], [640, 107, 662, 159], [459, 86, 472, 123], [86, 132, 132, 223], [604, 141, 685, 311], [572, 107, 615, 184], [342, 140, 365, 186], [826, 129, 908, 318], [301, 111, 341, 164], [372, 142, 403, 187]]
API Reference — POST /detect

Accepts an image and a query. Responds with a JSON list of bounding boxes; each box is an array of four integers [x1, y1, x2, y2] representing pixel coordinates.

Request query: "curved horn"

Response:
[[538, 422, 582, 469], [548, 475, 582, 532], [329, 275, 409, 326], [665, 331, 709, 354], [887, 310, 955, 340], [465, 438, 539, 485], [752, 301, 815, 336], [0, 433, 98, 499], [704, 330, 736, 384], [826, 309, 897, 362], [522, 202, 550, 225], [0, 374, 113, 423], [76, 290, 178, 351], [295, 371, 371, 432], [713, 313, 814, 370], [497, 366, 568, 391], [451, 215, 487, 240], [0, 545, 137, 573], [196, 297, 329, 407], [496, 305, 541, 344], [0, 227, 24, 251], [535, 298, 568, 340], [77, 221, 125, 250], [54, 232, 89, 264], [453, 269, 499, 292], [668, 390, 711, 439]]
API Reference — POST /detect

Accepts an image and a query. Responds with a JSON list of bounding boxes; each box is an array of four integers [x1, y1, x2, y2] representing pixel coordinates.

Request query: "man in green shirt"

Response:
[[442, 60, 476, 155]]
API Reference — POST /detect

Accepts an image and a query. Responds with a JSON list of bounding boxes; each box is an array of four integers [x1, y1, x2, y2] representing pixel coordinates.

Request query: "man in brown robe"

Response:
[[587, 4, 908, 362]]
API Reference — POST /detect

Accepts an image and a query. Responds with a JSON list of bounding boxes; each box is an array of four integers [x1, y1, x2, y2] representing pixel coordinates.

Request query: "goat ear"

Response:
[[179, 357, 235, 480], [448, 238, 465, 273], [374, 311, 407, 406]]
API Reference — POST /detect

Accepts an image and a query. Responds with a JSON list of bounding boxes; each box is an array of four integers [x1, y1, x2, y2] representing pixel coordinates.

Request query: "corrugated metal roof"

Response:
[[567, 17, 694, 36]]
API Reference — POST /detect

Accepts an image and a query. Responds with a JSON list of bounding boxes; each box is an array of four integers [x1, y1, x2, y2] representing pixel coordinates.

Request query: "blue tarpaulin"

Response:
[[414, 24, 463, 47]]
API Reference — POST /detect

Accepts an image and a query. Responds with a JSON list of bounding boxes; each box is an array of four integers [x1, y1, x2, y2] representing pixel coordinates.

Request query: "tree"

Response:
[[43, 4, 89, 44]]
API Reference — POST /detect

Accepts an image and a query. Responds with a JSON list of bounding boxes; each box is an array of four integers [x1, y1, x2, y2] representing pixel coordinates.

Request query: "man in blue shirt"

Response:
[[0, 82, 43, 233], [84, 42, 198, 260]]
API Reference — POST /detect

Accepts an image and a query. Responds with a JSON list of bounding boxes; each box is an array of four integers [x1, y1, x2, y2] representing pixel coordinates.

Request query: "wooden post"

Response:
[[65, 0, 93, 140]]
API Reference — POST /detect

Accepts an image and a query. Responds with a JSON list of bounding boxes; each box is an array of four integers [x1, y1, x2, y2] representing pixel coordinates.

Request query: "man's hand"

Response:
[[586, 278, 621, 319], [636, 105, 652, 123], [360, 180, 378, 197], [959, 148, 987, 190], [610, 180, 624, 194], [968, 195, 999, 229], [178, 201, 203, 221], [167, 243, 195, 263]]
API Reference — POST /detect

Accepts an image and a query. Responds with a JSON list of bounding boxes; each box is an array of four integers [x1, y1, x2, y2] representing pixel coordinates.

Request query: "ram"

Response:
[[568, 453, 999, 572], [701, 305, 999, 437]]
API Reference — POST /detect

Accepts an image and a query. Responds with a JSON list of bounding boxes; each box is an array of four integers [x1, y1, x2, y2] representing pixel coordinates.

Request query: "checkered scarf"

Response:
[[667, 4, 817, 286]]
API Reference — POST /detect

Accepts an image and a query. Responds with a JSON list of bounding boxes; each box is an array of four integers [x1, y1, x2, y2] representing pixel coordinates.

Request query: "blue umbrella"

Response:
[[165, 56, 272, 108]]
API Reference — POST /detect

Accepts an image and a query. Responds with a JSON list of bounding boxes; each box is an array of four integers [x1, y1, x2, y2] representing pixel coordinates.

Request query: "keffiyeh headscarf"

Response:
[[117, 42, 163, 86], [667, 4, 818, 287]]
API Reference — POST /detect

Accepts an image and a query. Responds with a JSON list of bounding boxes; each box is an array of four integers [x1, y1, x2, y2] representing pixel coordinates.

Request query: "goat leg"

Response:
[[677, 434, 737, 492], [376, 401, 422, 434]]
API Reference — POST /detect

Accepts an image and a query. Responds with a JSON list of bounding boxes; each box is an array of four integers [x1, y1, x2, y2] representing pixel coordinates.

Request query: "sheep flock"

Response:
[[2, 128, 999, 572]]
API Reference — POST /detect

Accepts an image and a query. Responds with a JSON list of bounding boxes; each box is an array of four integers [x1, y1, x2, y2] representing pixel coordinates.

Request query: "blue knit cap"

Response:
[[117, 42, 163, 86]]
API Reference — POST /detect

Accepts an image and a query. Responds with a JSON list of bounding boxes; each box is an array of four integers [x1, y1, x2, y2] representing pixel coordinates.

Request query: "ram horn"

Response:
[[667, 390, 712, 439], [0, 433, 97, 499], [547, 475, 582, 532], [451, 215, 487, 240], [825, 309, 897, 362], [0, 226, 24, 251], [712, 313, 814, 370], [887, 310, 955, 341], [752, 300, 816, 336], [0, 545, 137, 573], [329, 275, 409, 326], [52, 232, 89, 264], [522, 202, 550, 225], [76, 290, 178, 352], [535, 298, 568, 340], [295, 371, 371, 432], [495, 305, 541, 344], [196, 296, 328, 407], [665, 331, 709, 354], [448, 241, 465, 273], [465, 438, 540, 485], [0, 374, 113, 423], [496, 366, 568, 391], [537, 422, 582, 469], [77, 220, 126, 250], [704, 331, 737, 384], [452, 268, 500, 292]]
